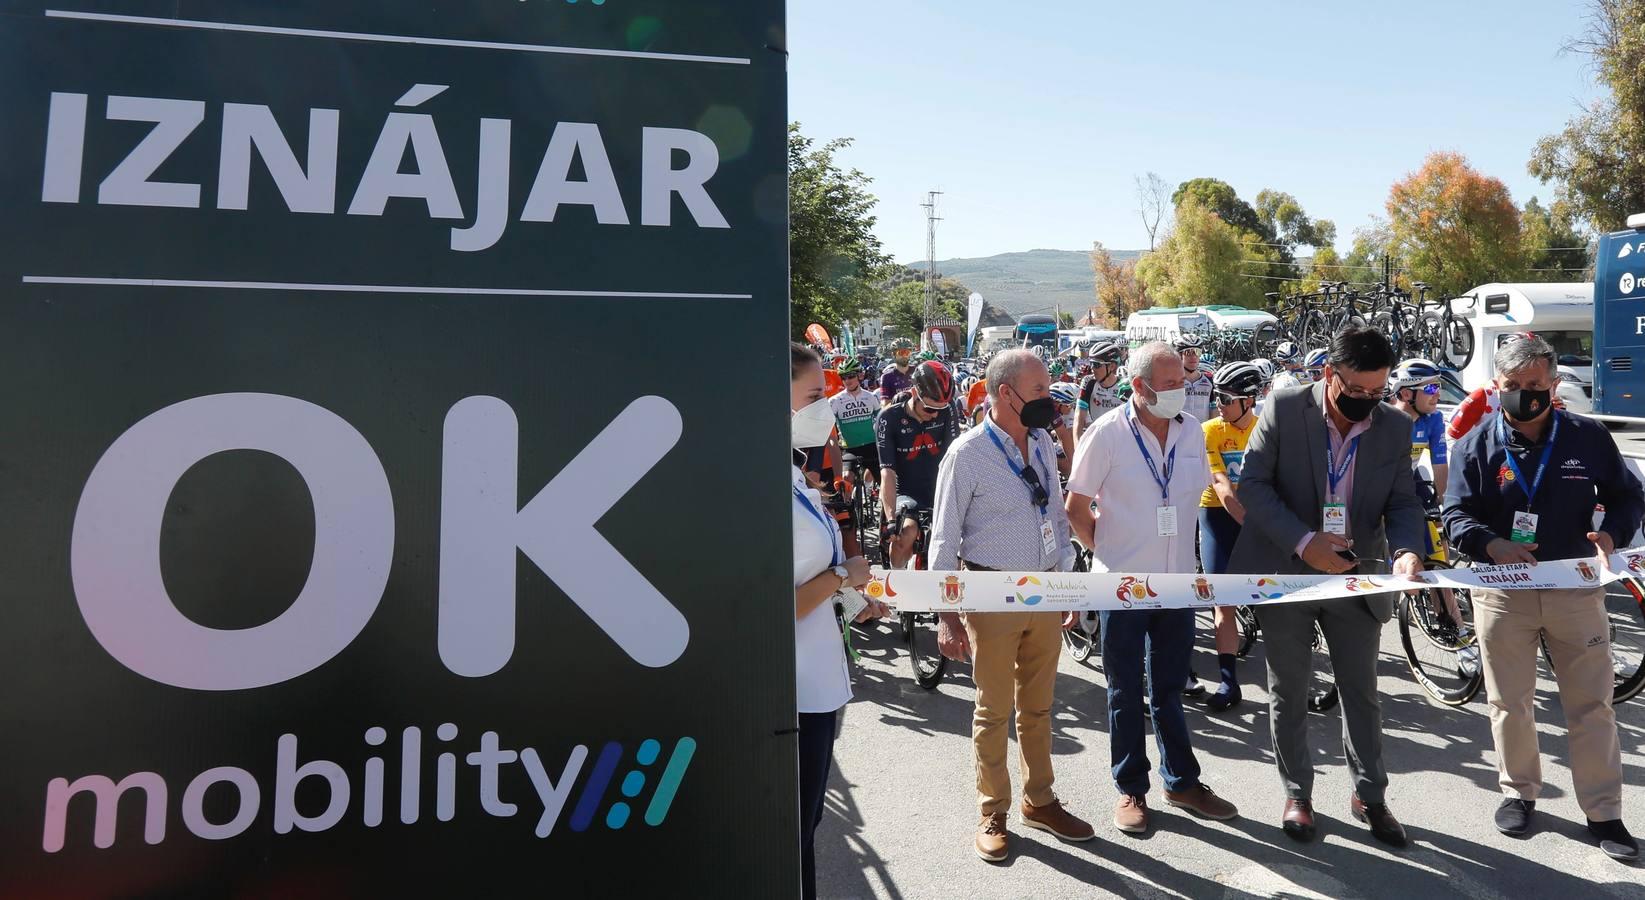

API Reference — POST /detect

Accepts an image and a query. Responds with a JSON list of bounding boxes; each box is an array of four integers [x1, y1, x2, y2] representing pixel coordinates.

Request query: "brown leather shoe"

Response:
[[1282, 799, 1316, 842], [1351, 796, 1408, 848], [1165, 783, 1239, 821], [1021, 799, 1095, 842], [1114, 794, 1149, 834], [975, 813, 1010, 862]]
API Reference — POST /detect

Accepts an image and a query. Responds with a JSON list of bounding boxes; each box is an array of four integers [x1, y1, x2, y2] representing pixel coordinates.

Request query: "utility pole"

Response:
[[922, 191, 942, 350]]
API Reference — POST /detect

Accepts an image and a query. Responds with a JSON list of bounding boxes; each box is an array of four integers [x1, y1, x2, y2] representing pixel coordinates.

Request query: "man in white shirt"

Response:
[[1066, 341, 1238, 835]]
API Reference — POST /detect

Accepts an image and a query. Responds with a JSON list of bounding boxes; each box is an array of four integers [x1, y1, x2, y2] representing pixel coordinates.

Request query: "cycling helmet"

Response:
[[1049, 382, 1080, 406], [1172, 333, 1204, 351], [837, 356, 862, 377], [1211, 361, 1265, 399], [1087, 339, 1125, 365], [1273, 341, 1299, 364], [1251, 358, 1277, 382], [1391, 358, 1443, 393], [1049, 360, 1065, 376], [1304, 347, 1328, 368], [911, 360, 955, 405]]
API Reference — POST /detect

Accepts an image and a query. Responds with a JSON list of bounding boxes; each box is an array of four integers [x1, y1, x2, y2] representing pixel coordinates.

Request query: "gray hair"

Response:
[[1127, 340, 1178, 384], [986, 349, 1045, 399], [1495, 334, 1556, 380]]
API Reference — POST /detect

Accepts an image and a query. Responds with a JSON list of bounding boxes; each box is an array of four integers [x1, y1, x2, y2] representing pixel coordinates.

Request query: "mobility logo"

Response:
[[1008, 576, 1043, 606], [41, 728, 697, 851]]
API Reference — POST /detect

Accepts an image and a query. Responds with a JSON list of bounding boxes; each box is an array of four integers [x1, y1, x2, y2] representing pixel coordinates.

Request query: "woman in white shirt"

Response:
[[790, 341, 883, 900]]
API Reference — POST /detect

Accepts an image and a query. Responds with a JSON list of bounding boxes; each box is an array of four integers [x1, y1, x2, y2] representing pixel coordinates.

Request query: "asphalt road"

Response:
[[816, 613, 1645, 899]]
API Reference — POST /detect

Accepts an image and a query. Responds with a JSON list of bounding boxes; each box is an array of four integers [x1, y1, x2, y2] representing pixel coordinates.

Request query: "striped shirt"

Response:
[[929, 416, 1076, 573]]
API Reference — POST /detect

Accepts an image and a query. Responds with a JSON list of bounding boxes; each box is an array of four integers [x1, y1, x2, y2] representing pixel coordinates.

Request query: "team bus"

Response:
[[1594, 213, 1645, 417], [1014, 314, 1059, 354]]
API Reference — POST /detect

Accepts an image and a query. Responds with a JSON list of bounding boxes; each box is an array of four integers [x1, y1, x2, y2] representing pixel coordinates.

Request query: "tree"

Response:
[[1521, 197, 1592, 281], [1090, 242, 1150, 327], [1135, 172, 1172, 251], [1387, 152, 1524, 296], [1135, 198, 1267, 309], [1341, 218, 1397, 289], [1172, 178, 1267, 238], [1528, 0, 1645, 232], [788, 123, 894, 339], [879, 278, 968, 341], [1057, 311, 1076, 329]]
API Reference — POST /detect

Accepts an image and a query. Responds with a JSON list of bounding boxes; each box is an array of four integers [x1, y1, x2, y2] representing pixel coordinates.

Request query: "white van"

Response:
[[1450, 282, 1593, 413]]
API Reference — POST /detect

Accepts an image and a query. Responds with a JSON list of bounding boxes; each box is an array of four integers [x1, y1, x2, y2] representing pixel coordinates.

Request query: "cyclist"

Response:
[[1270, 342, 1306, 392], [1048, 380, 1080, 478], [1174, 333, 1215, 420], [879, 338, 917, 406], [965, 376, 991, 427], [831, 356, 881, 492], [1303, 348, 1329, 384], [1074, 339, 1127, 441], [1390, 358, 1463, 626], [1198, 361, 1265, 711], [877, 360, 961, 569], [1250, 358, 1277, 405]]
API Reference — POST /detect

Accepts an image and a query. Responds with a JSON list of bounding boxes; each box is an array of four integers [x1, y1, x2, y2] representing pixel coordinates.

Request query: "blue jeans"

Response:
[[1100, 607, 1202, 795]]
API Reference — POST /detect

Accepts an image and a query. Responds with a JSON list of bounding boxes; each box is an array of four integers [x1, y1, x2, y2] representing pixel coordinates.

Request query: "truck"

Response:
[[1122, 305, 1278, 347]]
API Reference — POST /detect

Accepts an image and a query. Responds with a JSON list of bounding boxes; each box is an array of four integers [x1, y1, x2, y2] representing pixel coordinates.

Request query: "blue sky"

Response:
[[788, 0, 1603, 263]]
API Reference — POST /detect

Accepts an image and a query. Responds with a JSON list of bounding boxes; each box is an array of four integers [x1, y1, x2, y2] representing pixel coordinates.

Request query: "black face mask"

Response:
[[1009, 387, 1059, 430], [1331, 376, 1380, 422], [1500, 388, 1553, 422]]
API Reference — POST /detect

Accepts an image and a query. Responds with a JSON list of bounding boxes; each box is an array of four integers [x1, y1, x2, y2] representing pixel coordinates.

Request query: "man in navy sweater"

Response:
[[1443, 333, 1643, 862]]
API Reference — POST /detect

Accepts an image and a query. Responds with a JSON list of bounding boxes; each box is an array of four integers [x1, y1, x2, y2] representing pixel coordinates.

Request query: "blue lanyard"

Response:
[[984, 422, 1051, 514], [1497, 413, 1560, 512], [1326, 433, 1362, 502], [1125, 405, 1176, 502], [793, 484, 842, 567]]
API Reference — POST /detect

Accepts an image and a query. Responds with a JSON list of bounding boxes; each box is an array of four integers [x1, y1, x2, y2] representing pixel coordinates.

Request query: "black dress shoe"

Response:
[[1351, 796, 1408, 848], [1587, 818, 1640, 862], [1495, 798, 1534, 836], [1282, 799, 1316, 842]]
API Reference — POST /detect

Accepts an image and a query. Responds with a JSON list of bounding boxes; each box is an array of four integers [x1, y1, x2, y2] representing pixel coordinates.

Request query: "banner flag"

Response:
[[965, 292, 984, 356], [869, 549, 1643, 613]]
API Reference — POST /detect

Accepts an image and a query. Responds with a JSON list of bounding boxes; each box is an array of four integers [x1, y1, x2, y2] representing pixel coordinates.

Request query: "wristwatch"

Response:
[[831, 565, 851, 589]]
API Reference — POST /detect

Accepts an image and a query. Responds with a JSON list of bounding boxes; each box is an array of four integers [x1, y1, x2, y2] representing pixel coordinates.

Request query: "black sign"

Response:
[[0, 2, 795, 894]]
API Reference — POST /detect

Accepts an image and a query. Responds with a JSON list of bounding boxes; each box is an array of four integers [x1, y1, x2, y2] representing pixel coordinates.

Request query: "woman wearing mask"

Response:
[[790, 341, 887, 899], [1197, 362, 1265, 711]]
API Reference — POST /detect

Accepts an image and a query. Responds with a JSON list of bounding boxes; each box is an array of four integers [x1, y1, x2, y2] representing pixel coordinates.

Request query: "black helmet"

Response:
[[1087, 339, 1125, 365], [911, 360, 955, 405], [1211, 361, 1264, 399]]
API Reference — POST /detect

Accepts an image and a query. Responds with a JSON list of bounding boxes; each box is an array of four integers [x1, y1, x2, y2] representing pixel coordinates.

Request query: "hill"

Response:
[[896, 248, 1144, 319]]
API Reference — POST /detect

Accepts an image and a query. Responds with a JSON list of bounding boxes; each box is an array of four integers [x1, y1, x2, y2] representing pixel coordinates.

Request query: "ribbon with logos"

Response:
[[869, 548, 1645, 613]]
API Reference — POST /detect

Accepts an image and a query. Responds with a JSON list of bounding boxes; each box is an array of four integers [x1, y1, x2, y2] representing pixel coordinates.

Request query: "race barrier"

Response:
[[869, 548, 1645, 614]]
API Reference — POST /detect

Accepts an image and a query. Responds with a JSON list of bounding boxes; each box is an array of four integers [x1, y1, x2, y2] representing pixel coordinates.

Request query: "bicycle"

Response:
[[1537, 572, 1645, 705], [1398, 558, 1483, 706], [882, 509, 947, 690]]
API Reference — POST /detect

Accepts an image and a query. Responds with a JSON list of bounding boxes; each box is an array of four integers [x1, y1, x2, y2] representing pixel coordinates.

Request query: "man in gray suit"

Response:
[[1230, 325, 1426, 847]]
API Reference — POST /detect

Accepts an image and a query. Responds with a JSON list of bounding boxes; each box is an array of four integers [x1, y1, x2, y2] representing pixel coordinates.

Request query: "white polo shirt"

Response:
[[1067, 401, 1211, 575]]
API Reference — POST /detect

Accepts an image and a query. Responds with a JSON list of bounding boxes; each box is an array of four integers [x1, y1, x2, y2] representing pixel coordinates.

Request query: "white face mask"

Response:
[[1145, 386, 1187, 419], [791, 395, 837, 449]]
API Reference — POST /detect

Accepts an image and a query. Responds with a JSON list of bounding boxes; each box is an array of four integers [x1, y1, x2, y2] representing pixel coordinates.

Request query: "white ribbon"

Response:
[[870, 548, 1645, 613]]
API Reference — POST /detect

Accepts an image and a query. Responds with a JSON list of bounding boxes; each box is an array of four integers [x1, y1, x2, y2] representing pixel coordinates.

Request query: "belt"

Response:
[[960, 560, 997, 571]]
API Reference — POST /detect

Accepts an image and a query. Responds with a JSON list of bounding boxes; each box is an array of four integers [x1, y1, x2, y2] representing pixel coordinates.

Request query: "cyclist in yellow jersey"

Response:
[[1198, 362, 1264, 711]]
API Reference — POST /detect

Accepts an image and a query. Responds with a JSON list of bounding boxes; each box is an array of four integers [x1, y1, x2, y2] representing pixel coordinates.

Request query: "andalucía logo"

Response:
[[1250, 578, 1284, 601], [41, 728, 697, 852], [1010, 576, 1043, 606]]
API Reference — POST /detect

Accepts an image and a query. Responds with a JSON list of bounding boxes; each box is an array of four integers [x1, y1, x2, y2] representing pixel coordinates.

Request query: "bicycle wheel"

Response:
[[1308, 623, 1339, 713], [1370, 311, 1401, 358], [1444, 314, 1476, 368], [904, 611, 947, 689], [1608, 578, 1645, 703], [1235, 606, 1260, 659], [1063, 613, 1099, 664], [1398, 577, 1483, 707]]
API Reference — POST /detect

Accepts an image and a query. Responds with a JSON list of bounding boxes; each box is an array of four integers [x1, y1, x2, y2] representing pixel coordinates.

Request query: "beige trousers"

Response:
[[963, 610, 1064, 815], [1474, 586, 1623, 821]]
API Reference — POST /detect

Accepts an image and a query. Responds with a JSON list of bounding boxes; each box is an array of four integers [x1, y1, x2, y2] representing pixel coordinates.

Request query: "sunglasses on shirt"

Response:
[[1018, 460, 1050, 509]]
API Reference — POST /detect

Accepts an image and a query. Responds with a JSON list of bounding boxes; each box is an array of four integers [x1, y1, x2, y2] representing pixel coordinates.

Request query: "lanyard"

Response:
[[1326, 433, 1362, 503], [1125, 405, 1176, 502], [1497, 413, 1560, 512], [984, 422, 1051, 514], [793, 484, 842, 567]]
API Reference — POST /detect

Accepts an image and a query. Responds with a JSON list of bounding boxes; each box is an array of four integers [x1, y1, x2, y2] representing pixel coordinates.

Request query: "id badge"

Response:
[[1322, 503, 1347, 535], [1156, 505, 1178, 537], [1511, 510, 1539, 544], [1041, 519, 1058, 555]]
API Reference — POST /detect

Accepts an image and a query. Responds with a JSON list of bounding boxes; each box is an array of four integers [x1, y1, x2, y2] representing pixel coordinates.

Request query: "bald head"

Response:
[[986, 349, 1047, 400]]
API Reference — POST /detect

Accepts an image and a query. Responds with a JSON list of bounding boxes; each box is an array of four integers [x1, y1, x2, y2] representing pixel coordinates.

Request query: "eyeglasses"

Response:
[[920, 401, 948, 413], [1417, 382, 1440, 395], [1334, 373, 1386, 400], [1214, 392, 1245, 406], [1018, 460, 1050, 509]]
